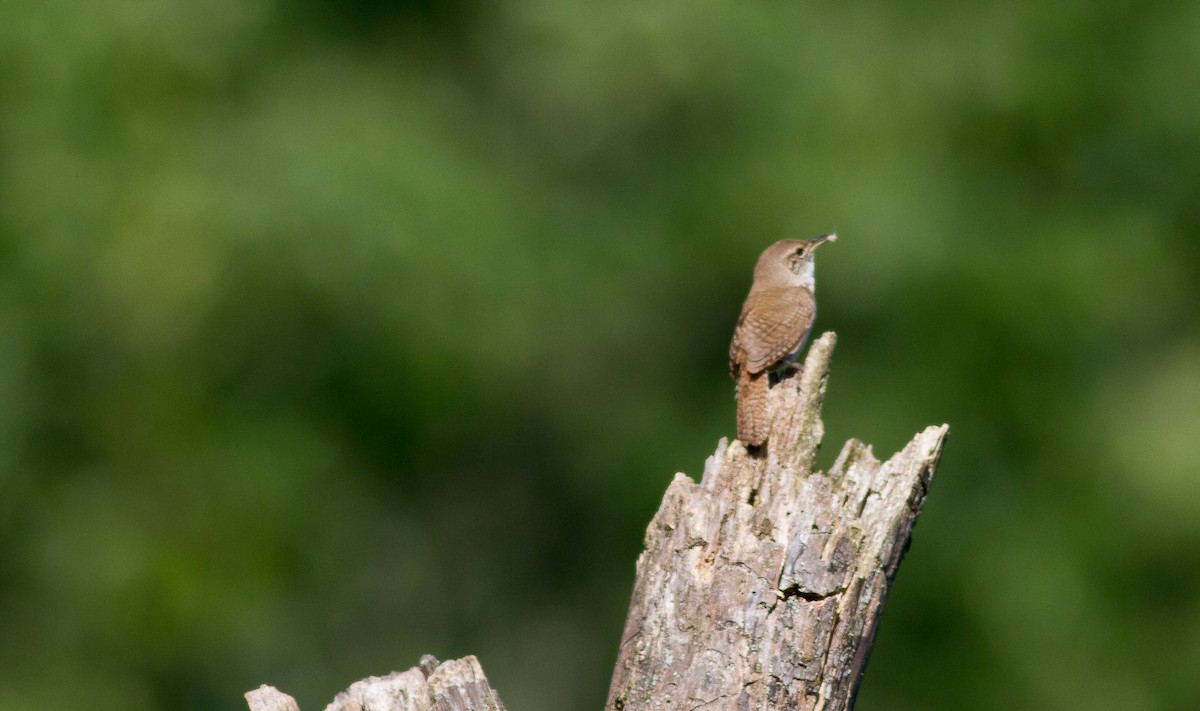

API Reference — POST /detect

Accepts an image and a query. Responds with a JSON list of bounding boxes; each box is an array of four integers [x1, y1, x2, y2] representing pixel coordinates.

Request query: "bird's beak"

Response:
[[811, 233, 837, 249]]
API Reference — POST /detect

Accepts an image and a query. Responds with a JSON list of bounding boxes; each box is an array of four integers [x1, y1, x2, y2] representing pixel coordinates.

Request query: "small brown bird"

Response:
[[729, 234, 836, 447]]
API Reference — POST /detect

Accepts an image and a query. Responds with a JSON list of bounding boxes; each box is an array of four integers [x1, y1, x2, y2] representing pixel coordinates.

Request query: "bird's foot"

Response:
[[768, 361, 802, 385]]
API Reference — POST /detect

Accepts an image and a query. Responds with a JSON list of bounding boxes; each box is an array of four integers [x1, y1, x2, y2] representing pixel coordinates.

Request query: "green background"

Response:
[[2, 1, 1198, 709]]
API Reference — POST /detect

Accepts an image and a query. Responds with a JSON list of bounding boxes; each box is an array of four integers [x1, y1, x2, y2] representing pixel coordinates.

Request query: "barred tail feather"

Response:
[[736, 369, 770, 447]]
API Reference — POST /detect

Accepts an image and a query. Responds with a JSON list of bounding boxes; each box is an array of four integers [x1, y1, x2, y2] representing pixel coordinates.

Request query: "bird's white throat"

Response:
[[795, 258, 815, 290]]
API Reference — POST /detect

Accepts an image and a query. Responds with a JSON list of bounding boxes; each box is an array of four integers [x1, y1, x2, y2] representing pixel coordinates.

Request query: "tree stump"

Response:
[[606, 332, 947, 710], [245, 331, 947, 711], [244, 655, 505, 711]]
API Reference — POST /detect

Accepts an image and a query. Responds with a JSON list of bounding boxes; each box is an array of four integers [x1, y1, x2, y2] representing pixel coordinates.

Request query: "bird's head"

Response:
[[754, 234, 836, 287]]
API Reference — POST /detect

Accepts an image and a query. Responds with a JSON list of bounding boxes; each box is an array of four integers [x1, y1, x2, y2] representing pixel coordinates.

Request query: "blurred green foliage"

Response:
[[2, 1, 1199, 709]]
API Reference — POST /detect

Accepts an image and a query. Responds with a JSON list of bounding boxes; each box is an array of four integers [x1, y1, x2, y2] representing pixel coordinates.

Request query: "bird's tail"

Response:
[[736, 368, 770, 448]]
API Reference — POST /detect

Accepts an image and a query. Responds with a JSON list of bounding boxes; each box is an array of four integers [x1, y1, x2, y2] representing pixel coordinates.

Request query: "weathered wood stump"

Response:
[[246, 331, 947, 711], [244, 655, 505, 711], [606, 332, 947, 710]]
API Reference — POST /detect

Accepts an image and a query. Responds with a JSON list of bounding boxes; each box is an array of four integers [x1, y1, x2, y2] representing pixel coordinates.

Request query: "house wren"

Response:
[[729, 234, 836, 448]]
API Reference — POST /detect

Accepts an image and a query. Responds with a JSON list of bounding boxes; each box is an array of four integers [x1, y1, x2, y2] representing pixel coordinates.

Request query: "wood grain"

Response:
[[607, 332, 947, 710]]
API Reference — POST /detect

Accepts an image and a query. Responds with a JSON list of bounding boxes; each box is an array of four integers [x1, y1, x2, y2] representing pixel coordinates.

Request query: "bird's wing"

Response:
[[729, 317, 743, 377], [733, 286, 815, 375]]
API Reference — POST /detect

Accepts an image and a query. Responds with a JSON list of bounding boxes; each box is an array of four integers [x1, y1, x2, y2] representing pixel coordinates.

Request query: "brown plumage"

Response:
[[729, 235, 834, 447]]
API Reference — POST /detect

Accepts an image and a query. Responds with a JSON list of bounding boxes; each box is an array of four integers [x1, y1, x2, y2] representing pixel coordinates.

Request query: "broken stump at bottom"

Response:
[[607, 332, 948, 710], [244, 655, 505, 711]]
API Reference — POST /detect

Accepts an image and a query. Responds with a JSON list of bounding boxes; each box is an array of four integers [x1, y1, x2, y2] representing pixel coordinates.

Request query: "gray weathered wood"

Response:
[[606, 332, 948, 710], [246, 330, 945, 711], [245, 685, 300, 711], [245, 655, 505, 711]]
